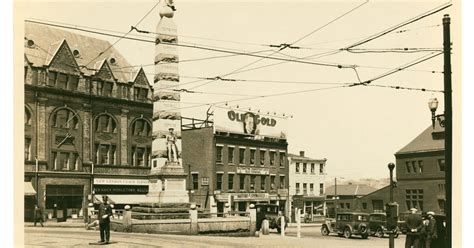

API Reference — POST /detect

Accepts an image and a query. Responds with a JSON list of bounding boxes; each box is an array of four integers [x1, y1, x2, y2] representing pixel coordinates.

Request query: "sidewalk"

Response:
[[24, 220, 86, 228], [287, 222, 322, 227]]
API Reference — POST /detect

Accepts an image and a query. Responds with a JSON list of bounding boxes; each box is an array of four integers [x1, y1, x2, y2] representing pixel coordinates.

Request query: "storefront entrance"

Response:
[[45, 185, 84, 221]]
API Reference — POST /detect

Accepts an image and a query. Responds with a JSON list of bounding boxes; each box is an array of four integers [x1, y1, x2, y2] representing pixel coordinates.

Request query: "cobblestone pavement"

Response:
[[24, 225, 406, 247]]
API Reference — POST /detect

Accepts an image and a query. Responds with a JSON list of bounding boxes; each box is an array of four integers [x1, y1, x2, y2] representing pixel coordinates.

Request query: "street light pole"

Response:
[[388, 162, 395, 248], [442, 14, 452, 248], [334, 177, 338, 219]]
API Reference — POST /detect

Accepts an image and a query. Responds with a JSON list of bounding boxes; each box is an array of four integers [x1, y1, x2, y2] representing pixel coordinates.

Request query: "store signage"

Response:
[[213, 106, 288, 139], [201, 177, 209, 186], [233, 193, 269, 200], [94, 178, 149, 186], [237, 166, 270, 175], [94, 185, 149, 194]]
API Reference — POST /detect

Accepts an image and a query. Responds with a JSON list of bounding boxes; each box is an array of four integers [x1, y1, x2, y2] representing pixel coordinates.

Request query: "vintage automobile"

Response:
[[255, 203, 289, 233], [368, 213, 399, 238], [321, 212, 370, 239]]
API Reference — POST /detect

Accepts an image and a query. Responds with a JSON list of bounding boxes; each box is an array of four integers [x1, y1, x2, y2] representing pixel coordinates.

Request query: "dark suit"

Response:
[[405, 213, 423, 248], [425, 216, 438, 248], [98, 203, 113, 243], [34, 206, 44, 227]]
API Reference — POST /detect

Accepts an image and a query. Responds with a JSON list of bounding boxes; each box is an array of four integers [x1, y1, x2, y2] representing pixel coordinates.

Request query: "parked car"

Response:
[[321, 212, 370, 239], [368, 213, 399, 238], [255, 203, 288, 233]]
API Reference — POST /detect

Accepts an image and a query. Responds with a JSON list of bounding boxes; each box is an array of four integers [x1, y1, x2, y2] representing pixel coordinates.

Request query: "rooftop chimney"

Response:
[[299, 151, 305, 157]]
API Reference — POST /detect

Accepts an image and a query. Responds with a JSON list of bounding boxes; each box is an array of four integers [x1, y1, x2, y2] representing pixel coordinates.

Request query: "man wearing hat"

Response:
[[98, 195, 113, 244], [424, 211, 438, 248], [405, 208, 423, 248]]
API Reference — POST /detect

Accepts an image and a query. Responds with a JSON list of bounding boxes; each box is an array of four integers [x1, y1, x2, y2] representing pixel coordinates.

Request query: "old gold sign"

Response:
[[227, 110, 277, 127]]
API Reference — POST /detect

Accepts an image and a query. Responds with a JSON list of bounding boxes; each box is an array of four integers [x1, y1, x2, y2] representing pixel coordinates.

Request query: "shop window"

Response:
[[438, 159, 445, 172], [228, 174, 234, 191], [239, 175, 245, 190], [239, 148, 245, 164], [228, 147, 234, 164], [216, 173, 223, 190], [296, 183, 300, 194], [216, 146, 223, 163], [311, 163, 315, 174], [192, 173, 199, 190], [303, 163, 307, 173], [25, 138, 31, 161]]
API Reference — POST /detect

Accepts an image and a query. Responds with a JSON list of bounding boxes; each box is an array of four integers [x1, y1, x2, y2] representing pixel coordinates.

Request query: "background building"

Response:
[[288, 151, 327, 222], [356, 123, 446, 215], [24, 22, 153, 221], [181, 107, 290, 216], [325, 183, 377, 217]]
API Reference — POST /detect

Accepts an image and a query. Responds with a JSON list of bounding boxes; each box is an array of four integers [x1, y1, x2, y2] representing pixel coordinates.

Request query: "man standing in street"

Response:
[[405, 208, 423, 248], [98, 195, 113, 244], [424, 211, 438, 248], [33, 204, 44, 227]]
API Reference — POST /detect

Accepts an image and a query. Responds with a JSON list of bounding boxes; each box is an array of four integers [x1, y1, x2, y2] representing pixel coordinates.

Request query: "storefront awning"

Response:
[[24, 182, 36, 196], [95, 194, 149, 205]]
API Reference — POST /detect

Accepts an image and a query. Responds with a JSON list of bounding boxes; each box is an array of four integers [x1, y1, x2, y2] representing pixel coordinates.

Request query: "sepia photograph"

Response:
[[10, 0, 466, 247]]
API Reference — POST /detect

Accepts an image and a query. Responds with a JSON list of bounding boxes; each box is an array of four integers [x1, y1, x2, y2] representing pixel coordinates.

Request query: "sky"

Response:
[[14, 0, 461, 181]]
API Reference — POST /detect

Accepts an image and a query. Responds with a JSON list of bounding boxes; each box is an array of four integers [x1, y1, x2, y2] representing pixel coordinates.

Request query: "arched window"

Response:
[[50, 108, 82, 171], [51, 108, 79, 129], [130, 118, 152, 167], [93, 114, 119, 165], [95, 115, 117, 133]]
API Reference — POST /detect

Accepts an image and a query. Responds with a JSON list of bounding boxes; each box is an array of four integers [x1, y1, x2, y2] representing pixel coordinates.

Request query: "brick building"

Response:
[[325, 183, 377, 217], [23, 22, 154, 221], [181, 107, 290, 216], [288, 151, 327, 222], [356, 123, 446, 215]]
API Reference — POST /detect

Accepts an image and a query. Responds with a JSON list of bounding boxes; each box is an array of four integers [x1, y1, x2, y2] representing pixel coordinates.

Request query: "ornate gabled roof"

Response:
[[24, 22, 140, 84], [132, 67, 151, 88]]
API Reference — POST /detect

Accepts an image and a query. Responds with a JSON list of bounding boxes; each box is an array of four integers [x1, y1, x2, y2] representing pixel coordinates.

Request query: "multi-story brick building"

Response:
[[181, 107, 290, 216], [23, 22, 154, 221], [356, 123, 445, 214], [288, 151, 327, 222]]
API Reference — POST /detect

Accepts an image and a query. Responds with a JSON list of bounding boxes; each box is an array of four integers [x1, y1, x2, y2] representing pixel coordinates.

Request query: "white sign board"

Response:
[[213, 106, 288, 139]]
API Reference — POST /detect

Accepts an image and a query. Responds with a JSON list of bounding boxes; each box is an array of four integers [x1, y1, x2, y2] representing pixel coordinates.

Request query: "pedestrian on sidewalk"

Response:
[[33, 204, 44, 227], [98, 195, 113, 244], [424, 211, 438, 248], [405, 208, 423, 248]]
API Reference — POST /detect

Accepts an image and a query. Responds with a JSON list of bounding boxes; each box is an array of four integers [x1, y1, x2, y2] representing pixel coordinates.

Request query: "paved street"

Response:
[[24, 225, 406, 247]]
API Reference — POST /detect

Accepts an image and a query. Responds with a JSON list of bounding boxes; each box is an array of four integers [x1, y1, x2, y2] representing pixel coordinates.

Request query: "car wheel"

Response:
[[321, 225, 330, 236], [261, 219, 270, 235], [344, 228, 352, 239], [376, 228, 384, 238]]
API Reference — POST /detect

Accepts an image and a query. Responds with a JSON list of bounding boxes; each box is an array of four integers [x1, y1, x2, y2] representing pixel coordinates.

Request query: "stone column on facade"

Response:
[[120, 109, 129, 165], [145, 0, 188, 204], [82, 103, 92, 164], [36, 97, 48, 161]]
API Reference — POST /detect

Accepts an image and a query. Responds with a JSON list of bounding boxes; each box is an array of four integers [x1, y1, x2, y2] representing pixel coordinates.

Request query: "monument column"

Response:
[[147, 0, 188, 204]]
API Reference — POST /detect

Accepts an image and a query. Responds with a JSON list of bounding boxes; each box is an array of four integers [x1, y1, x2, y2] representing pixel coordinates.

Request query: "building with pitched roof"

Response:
[[354, 122, 445, 215], [24, 22, 154, 221], [324, 183, 377, 217]]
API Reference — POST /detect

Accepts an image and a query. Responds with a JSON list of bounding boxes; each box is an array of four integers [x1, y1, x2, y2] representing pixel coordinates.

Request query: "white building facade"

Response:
[[288, 151, 327, 222]]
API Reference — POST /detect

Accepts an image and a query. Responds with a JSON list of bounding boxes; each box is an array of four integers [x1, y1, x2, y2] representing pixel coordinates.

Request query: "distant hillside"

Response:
[[325, 178, 390, 190]]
